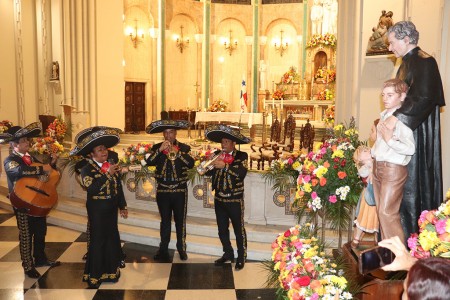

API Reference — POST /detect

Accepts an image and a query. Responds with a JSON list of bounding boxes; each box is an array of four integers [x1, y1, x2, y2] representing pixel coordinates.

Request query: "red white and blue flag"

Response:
[[240, 79, 248, 112]]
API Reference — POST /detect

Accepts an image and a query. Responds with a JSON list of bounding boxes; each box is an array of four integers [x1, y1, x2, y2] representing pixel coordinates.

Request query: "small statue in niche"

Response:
[[366, 10, 394, 55], [51, 61, 59, 80]]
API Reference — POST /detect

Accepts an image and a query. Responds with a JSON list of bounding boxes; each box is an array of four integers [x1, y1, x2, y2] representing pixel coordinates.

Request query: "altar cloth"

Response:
[[195, 112, 264, 128]]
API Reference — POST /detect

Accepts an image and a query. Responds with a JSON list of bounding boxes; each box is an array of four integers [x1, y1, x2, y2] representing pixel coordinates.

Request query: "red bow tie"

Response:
[[22, 155, 32, 166], [101, 162, 110, 173], [223, 153, 234, 164]]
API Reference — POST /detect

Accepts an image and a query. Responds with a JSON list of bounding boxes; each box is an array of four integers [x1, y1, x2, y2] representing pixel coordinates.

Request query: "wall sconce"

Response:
[[224, 30, 238, 56], [175, 25, 189, 53], [149, 27, 159, 39], [260, 36, 268, 46], [274, 30, 288, 57], [127, 19, 144, 48], [194, 33, 203, 43]]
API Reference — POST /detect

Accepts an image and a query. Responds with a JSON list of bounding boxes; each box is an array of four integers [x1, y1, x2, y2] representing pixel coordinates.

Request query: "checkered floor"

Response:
[[0, 208, 276, 300]]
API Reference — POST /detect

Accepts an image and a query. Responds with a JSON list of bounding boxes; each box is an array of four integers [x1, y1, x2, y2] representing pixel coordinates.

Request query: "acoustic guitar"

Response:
[[10, 163, 60, 217]]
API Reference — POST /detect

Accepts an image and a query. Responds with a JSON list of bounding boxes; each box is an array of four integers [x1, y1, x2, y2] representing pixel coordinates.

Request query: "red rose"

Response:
[[296, 275, 311, 287], [284, 230, 291, 237]]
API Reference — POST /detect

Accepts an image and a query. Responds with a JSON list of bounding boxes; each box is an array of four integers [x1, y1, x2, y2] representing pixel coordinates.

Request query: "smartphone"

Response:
[[359, 246, 395, 275]]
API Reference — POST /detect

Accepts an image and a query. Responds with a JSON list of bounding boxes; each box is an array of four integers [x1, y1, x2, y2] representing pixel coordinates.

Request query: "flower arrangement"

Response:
[[30, 136, 65, 155], [207, 99, 228, 112], [266, 224, 353, 300], [280, 66, 300, 84], [46, 117, 68, 142], [323, 105, 335, 127], [327, 69, 336, 83], [314, 68, 336, 84], [295, 119, 362, 244], [317, 89, 334, 101], [121, 143, 154, 166], [30, 117, 68, 156], [0, 120, 13, 133], [120, 142, 156, 182], [272, 89, 285, 100], [306, 34, 337, 48], [407, 188, 450, 259]]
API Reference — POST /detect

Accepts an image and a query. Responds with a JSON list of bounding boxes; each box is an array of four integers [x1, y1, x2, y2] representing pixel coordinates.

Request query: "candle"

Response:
[[207, 98, 210, 107], [188, 97, 190, 109], [263, 99, 266, 109], [272, 98, 275, 109], [281, 98, 284, 110]]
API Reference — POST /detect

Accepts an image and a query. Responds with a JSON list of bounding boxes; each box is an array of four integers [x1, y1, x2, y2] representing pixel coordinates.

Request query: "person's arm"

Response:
[[80, 164, 109, 194], [225, 152, 248, 180], [178, 144, 195, 169], [378, 236, 417, 271], [145, 143, 164, 166], [379, 121, 415, 156], [392, 57, 444, 130]]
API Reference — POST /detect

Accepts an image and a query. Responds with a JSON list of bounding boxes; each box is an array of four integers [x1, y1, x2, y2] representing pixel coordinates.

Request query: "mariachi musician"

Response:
[[72, 126, 126, 266], [70, 126, 127, 288], [145, 119, 195, 261], [1, 122, 61, 278], [203, 124, 250, 270]]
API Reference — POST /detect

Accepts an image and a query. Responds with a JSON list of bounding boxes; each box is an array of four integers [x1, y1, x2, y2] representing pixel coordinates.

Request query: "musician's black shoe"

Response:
[[82, 253, 88, 260], [235, 258, 245, 271], [25, 268, 41, 278], [35, 260, 61, 268], [119, 260, 126, 268], [178, 250, 188, 261], [214, 255, 235, 266], [153, 250, 170, 261], [88, 281, 101, 289]]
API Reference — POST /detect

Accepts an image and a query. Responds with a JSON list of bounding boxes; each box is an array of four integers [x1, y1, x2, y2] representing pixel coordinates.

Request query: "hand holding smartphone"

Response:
[[359, 246, 396, 275]]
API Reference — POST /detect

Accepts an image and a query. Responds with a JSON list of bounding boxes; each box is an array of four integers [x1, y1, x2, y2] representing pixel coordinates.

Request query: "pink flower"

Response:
[[303, 175, 311, 183], [311, 192, 318, 199], [435, 219, 447, 235], [328, 195, 337, 203], [407, 234, 418, 255], [418, 210, 429, 225]]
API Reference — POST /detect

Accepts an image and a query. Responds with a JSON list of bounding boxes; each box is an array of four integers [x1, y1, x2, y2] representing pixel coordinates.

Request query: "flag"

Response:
[[240, 80, 248, 112]]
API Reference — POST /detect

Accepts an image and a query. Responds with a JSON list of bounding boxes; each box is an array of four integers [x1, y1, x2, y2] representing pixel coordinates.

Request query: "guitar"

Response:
[[10, 163, 61, 217]]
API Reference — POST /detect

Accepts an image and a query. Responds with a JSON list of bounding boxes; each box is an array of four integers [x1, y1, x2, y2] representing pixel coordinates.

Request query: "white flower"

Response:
[[140, 159, 147, 166], [138, 147, 146, 154]]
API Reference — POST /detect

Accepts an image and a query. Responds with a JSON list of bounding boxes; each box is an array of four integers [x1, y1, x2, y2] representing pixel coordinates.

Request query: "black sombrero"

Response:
[[204, 124, 251, 144], [0, 122, 42, 144], [145, 120, 190, 134], [73, 126, 122, 144], [69, 127, 120, 157]]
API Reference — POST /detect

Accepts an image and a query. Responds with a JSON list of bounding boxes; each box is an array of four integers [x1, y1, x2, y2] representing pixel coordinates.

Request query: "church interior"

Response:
[[0, 0, 450, 299]]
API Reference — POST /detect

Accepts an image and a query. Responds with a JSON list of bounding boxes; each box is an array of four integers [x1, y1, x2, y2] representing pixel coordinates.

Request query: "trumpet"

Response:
[[167, 143, 178, 161], [197, 152, 223, 175]]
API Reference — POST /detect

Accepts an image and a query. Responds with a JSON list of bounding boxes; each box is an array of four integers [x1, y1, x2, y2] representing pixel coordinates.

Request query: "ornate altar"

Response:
[[306, 34, 337, 101]]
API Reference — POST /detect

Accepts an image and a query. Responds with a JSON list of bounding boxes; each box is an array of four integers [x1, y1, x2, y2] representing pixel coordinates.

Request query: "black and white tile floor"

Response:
[[0, 208, 276, 300]]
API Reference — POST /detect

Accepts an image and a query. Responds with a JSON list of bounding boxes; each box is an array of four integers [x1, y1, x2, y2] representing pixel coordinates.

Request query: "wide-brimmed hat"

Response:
[[145, 120, 190, 134], [204, 124, 251, 144], [0, 122, 42, 144], [70, 127, 120, 157], [73, 126, 122, 144]]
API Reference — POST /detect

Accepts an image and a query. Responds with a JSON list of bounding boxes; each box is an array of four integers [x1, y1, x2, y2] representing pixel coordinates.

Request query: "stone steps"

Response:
[[0, 189, 282, 261]]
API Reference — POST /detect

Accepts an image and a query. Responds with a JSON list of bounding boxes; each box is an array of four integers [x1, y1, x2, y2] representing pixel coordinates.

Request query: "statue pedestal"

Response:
[[258, 90, 270, 112], [342, 242, 404, 299]]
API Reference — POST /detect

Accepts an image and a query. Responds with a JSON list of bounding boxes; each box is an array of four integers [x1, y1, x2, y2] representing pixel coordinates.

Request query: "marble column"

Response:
[[202, 0, 211, 109], [158, 0, 166, 111]]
